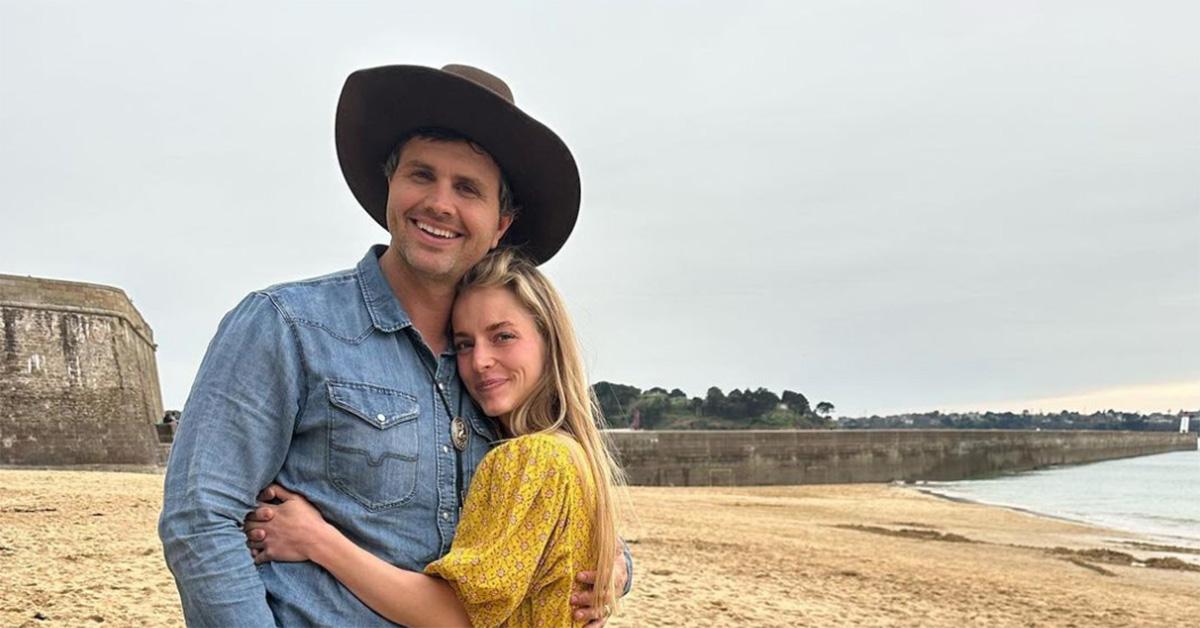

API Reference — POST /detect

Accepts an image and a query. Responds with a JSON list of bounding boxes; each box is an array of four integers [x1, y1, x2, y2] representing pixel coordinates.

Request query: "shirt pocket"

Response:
[[326, 381, 421, 511]]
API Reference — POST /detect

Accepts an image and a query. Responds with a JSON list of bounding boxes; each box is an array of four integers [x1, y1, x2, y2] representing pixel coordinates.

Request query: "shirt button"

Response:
[[442, 445, 450, 454], [441, 511, 450, 521], [376, 414, 386, 423]]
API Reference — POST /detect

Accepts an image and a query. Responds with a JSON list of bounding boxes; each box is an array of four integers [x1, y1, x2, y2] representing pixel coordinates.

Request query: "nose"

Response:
[[424, 180, 456, 218], [472, 344, 495, 374]]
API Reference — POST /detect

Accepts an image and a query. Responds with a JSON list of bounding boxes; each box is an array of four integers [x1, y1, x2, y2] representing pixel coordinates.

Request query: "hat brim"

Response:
[[335, 65, 580, 265]]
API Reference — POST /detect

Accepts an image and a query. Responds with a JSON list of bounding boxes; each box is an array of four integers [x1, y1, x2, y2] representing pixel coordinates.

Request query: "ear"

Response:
[[490, 213, 514, 249]]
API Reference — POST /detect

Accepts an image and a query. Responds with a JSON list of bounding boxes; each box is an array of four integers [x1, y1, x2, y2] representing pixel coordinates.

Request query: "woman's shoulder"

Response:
[[491, 432, 580, 461], [485, 432, 585, 478]]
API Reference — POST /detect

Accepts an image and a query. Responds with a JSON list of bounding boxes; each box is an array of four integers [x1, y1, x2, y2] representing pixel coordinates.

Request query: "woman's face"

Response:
[[452, 286, 547, 427]]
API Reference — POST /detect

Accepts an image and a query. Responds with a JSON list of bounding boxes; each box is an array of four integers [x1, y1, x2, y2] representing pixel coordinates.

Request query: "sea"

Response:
[[920, 448, 1200, 553]]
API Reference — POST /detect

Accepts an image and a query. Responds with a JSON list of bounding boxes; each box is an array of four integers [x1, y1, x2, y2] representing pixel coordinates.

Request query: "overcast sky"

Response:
[[2, 1, 1197, 417]]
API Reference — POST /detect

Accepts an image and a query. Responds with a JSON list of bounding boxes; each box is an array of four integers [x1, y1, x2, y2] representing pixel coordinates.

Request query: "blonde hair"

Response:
[[458, 247, 627, 614]]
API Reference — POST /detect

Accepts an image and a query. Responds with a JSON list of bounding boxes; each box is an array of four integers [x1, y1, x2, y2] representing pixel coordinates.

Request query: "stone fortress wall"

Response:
[[0, 274, 163, 465]]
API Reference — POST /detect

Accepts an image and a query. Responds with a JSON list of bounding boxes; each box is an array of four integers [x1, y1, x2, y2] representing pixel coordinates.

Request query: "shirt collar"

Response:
[[356, 245, 413, 333]]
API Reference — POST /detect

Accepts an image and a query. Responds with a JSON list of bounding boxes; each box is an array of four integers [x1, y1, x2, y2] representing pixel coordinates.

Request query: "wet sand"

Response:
[[2, 469, 1197, 627]]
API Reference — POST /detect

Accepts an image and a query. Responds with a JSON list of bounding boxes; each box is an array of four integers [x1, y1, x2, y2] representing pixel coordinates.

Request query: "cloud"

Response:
[[939, 379, 1200, 414]]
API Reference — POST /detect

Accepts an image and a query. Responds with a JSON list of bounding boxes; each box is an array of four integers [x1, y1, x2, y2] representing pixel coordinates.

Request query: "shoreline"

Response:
[[911, 450, 1200, 561], [909, 485, 1200, 570], [915, 484, 1200, 555], [3, 469, 1199, 627]]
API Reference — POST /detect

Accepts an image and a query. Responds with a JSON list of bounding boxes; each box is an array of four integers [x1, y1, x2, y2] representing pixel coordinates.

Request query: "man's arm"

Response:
[[621, 539, 634, 596], [158, 292, 304, 627]]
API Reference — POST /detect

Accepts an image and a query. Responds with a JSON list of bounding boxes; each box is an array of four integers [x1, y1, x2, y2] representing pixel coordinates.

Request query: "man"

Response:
[[159, 64, 629, 626]]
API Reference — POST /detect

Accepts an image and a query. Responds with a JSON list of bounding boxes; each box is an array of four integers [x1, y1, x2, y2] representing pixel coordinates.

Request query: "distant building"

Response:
[[0, 274, 163, 465]]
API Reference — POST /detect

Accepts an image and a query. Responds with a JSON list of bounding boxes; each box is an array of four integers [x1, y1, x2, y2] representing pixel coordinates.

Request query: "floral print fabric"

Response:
[[425, 433, 596, 627]]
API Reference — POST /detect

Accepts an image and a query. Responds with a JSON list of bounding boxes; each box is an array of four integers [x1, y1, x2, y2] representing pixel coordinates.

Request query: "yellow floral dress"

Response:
[[425, 432, 597, 627]]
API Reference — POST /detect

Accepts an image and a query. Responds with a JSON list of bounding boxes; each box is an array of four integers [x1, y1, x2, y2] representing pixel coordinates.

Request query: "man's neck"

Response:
[[378, 247, 457, 356]]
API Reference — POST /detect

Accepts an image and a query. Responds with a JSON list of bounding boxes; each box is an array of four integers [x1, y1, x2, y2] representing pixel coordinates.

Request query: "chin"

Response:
[[485, 404, 511, 418], [481, 399, 514, 419], [397, 243, 457, 274], [410, 254, 458, 276]]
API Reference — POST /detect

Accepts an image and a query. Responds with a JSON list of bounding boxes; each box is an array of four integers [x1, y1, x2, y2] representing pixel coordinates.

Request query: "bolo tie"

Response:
[[407, 333, 468, 516]]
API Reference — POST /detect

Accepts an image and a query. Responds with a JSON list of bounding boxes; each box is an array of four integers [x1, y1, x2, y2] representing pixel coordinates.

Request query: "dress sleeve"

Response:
[[425, 435, 582, 627]]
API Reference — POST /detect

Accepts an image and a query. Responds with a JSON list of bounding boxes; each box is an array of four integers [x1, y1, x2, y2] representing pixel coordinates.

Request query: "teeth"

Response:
[[416, 221, 457, 239]]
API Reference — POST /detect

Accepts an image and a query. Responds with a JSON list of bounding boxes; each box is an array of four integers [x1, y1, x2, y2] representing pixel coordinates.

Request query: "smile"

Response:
[[412, 219, 462, 240], [476, 377, 506, 393]]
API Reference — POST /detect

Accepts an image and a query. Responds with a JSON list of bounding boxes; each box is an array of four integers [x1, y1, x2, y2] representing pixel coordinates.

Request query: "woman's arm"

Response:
[[245, 484, 470, 628], [308, 527, 471, 628]]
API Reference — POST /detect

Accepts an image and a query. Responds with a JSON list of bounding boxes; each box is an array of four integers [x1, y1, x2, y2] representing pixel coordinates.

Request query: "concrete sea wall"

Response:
[[609, 429, 1198, 486]]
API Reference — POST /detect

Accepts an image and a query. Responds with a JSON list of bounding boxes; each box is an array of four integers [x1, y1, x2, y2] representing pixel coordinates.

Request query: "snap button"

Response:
[[376, 414, 386, 423], [441, 511, 450, 521], [442, 445, 450, 454]]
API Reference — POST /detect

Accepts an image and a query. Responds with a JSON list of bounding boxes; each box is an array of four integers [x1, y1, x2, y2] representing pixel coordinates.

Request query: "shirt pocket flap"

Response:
[[327, 381, 419, 430]]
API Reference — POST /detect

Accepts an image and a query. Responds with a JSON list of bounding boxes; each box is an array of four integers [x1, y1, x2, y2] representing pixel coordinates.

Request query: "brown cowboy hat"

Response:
[[335, 64, 581, 265]]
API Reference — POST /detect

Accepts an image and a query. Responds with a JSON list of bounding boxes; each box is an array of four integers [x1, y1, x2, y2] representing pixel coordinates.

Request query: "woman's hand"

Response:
[[570, 547, 629, 627], [244, 484, 333, 564]]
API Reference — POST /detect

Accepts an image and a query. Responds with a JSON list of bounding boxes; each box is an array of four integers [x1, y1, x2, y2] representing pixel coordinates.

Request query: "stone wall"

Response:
[[0, 274, 163, 465], [609, 429, 1198, 486]]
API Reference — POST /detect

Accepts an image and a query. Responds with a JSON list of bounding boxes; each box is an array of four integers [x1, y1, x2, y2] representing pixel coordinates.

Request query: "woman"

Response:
[[243, 248, 626, 627]]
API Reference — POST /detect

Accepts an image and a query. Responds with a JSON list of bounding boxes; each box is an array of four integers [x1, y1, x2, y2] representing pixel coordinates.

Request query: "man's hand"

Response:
[[571, 549, 628, 628]]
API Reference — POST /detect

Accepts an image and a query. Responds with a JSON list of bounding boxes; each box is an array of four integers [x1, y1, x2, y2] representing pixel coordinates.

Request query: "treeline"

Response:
[[592, 382, 835, 430], [840, 410, 1191, 431]]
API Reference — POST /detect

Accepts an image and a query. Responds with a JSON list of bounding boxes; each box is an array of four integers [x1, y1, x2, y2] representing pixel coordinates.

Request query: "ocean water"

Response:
[[922, 449, 1200, 549]]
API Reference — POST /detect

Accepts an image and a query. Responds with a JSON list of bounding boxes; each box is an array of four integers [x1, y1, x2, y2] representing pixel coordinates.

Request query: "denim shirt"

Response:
[[160, 246, 506, 626]]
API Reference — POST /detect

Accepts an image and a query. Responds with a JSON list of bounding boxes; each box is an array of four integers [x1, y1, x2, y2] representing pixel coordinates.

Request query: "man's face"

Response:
[[384, 138, 513, 282]]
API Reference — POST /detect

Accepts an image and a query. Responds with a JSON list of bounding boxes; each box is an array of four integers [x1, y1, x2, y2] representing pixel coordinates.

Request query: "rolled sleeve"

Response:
[[158, 292, 305, 627]]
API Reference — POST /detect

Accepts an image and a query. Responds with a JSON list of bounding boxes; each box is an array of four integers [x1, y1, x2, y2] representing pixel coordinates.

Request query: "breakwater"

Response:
[[608, 429, 1197, 486]]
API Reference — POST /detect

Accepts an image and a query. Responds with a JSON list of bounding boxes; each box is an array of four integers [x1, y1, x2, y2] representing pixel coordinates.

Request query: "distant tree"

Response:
[[592, 381, 641, 426], [668, 388, 687, 399], [703, 386, 727, 417], [725, 389, 750, 420], [646, 386, 669, 395], [635, 394, 671, 429], [781, 390, 810, 415], [815, 401, 835, 417], [1121, 414, 1148, 431], [746, 387, 781, 417], [758, 408, 796, 428]]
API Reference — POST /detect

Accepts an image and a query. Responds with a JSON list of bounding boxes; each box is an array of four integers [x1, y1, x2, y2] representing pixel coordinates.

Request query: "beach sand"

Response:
[[2, 469, 1197, 627]]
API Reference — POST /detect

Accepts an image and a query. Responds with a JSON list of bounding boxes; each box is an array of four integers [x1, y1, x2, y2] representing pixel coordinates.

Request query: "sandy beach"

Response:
[[2, 469, 1197, 627]]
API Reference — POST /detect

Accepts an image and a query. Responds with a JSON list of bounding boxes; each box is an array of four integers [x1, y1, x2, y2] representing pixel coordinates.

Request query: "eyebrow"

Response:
[[453, 321, 514, 339], [402, 159, 435, 172]]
